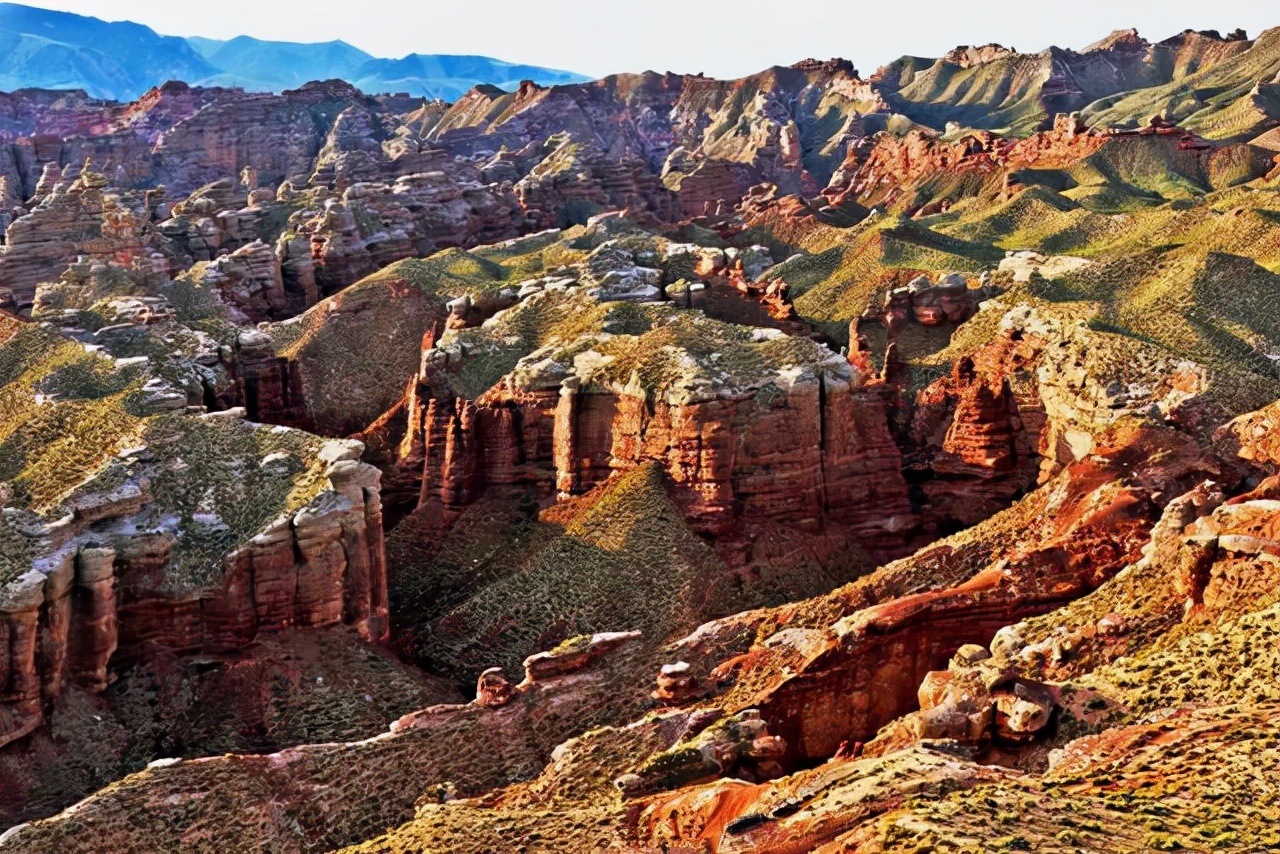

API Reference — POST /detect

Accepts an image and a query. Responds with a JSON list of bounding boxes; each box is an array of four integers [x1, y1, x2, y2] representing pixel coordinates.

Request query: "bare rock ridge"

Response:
[[0, 24, 1276, 313]]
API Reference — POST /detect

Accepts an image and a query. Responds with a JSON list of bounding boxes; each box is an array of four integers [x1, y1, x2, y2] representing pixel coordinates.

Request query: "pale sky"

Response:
[[17, 0, 1280, 79]]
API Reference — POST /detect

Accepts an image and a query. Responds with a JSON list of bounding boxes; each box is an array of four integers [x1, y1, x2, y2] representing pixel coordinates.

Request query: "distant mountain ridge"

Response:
[[0, 2, 589, 101]]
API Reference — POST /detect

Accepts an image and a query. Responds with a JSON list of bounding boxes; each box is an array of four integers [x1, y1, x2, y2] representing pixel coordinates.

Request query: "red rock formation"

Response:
[[0, 446, 389, 751], [828, 122, 1113, 211], [149, 81, 371, 194], [908, 330, 1045, 529], [745, 565, 1070, 763], [631, 744, 1011, 853], [398, 343, 916, 566], [861, 273, 989, 336], [1172, 496, 1280, 621], [230, 330, 310, 429], [298, 169, 523, 296], [699, 422, 1202, 756], [944, 43, 1020, 67], [1217, 400, 1280, 470], [0, 166, 153, 310], [423, 64, 863, 221]]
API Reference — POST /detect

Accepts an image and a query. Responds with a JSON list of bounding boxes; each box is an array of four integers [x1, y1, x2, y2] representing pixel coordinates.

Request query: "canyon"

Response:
[[0, 18, 1279, 854]]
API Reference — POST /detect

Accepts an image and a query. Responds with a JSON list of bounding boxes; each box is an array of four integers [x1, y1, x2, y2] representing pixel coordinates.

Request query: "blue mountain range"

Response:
[[0, 3, 589, 101]]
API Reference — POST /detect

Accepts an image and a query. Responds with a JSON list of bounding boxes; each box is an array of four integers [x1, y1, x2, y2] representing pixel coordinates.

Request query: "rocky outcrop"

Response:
[[619, 708, 787, 796], [0, 84, 530, 311], [905, 301, 1221, 531], [672, 243, 806, 327], [664, 419, 1211, 765], [944, 44, 1020, 67], [510, 134, 676, 228], [149, 82, 374, 195], [879, 642, 1060, 748], [909, 343, 1043, 530], [0, 630, 649, 854], [863, 272, 989, 334], [744, 567, 1074, 762], [1218, 400, 1280, 470], [580, 239, 664, 301], [399, 299, 916, 564], [828, 122, 1113, 212], [1165, 495, 1280, 621], [152, 178, 267, 265], [0, 435, 389, 751], [0, 166, 153, 310], [297, 169, 522, 296], [424, 64, 866, 220], [236, 352, 309, 434], [192, 239, 286, 323]]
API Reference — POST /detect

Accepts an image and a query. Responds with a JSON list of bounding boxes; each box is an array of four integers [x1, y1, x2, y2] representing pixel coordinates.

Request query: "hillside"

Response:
[[0, 3, 588, 100], [0, 2, 214, 100]]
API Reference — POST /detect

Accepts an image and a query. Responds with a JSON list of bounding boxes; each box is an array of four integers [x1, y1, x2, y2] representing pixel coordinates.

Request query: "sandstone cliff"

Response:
[[0, 316, 389, 753]]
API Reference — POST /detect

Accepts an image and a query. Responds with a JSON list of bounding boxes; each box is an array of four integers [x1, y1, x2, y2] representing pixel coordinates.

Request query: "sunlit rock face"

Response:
[[3, 18, 1280, 854]]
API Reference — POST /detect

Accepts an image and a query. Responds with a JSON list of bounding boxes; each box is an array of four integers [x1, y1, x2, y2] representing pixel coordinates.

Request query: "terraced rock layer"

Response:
[[2, 19, 1280, 853]]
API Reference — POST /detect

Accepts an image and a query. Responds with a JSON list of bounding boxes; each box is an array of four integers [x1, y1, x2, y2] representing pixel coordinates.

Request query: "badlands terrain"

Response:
[[0, 20, 1279, 854]]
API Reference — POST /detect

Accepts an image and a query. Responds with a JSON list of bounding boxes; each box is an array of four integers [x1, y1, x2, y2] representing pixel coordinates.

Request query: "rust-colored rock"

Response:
[[398, 323, 916, 564], [0, 442, 390, 751]]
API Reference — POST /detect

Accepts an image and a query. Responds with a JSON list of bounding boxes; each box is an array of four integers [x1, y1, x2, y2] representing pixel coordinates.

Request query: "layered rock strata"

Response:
[[396, 293, 916, 565], [0, 630, 651, 853], [0, 429, 389, 751], [0, 167, 153, 310]]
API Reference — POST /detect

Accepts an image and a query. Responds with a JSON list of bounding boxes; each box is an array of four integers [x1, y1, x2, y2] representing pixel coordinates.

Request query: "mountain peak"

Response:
[[1082, 27, 1148, 53], [0, 2, 588, 101]]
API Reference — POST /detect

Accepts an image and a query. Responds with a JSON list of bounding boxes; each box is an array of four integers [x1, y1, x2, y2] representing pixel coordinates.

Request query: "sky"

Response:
[[16, 0, 1280, 79]]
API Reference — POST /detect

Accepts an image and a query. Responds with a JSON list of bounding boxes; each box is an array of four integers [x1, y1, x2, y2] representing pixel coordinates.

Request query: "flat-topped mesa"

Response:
[[0, 427, 390, 751], [790, 58, 857, 75], [0, 430, 386, 752], [398, 290, 916, 562]]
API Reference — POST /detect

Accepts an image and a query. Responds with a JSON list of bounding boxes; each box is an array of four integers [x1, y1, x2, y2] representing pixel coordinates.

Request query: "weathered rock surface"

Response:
[[0, 312, 391, 760], [397, 291, 916, 564], [0, 630, 651, 853], [0, 166, 152, 309], [0, 443, 389, 751], [191, 239, 286, 323], [3, 22, 1280, 853]]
